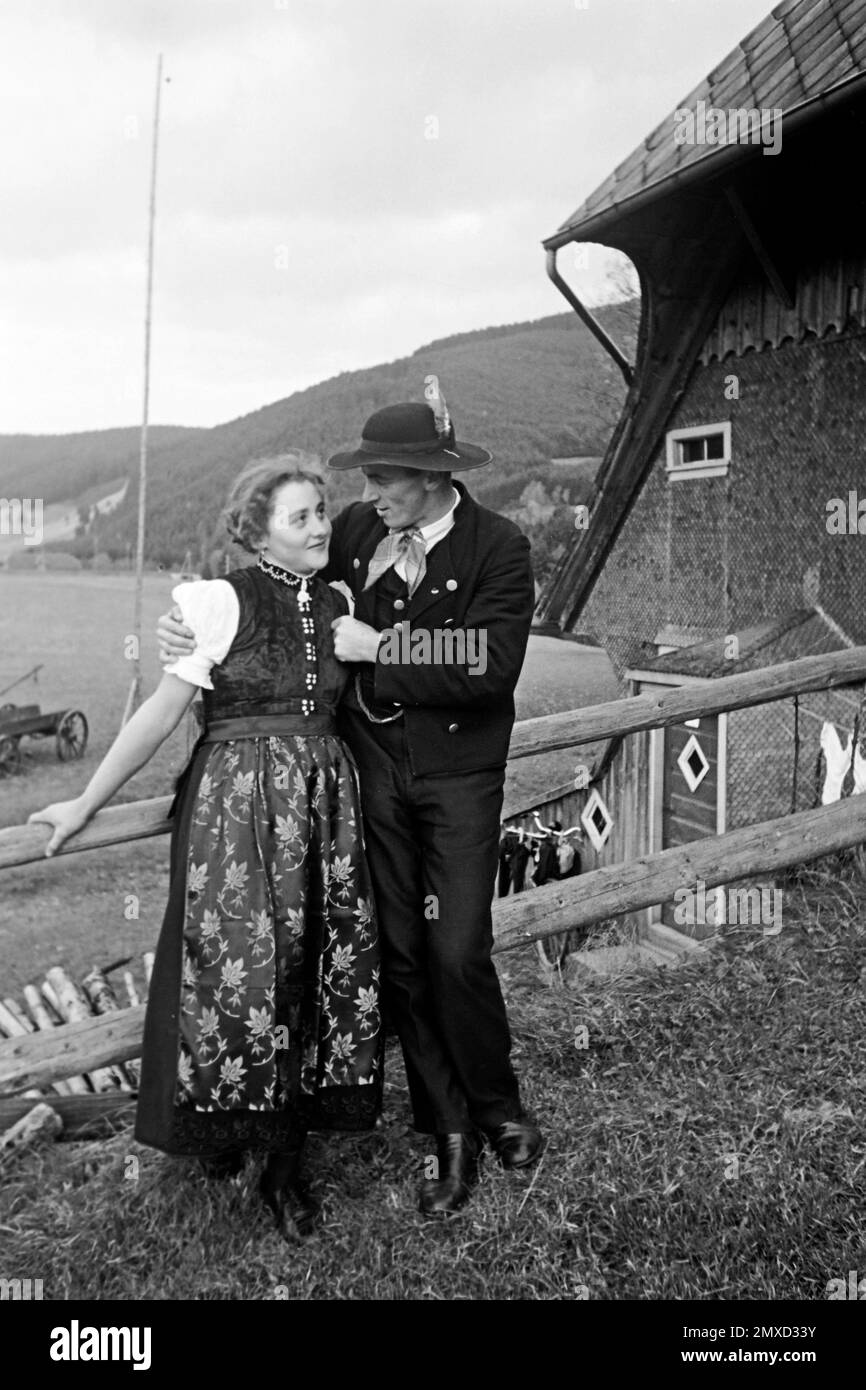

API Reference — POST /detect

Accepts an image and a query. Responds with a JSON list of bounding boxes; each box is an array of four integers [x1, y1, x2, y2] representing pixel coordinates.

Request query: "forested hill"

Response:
[[0, 426, 203, 507], [0, 302, 637, 569]]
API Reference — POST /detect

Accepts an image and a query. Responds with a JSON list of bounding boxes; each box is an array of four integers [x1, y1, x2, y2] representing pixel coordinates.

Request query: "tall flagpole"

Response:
[[123, 52, 164, 728]]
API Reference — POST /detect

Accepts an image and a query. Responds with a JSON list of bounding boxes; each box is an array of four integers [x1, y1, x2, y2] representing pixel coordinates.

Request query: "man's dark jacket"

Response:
[[321, 482, 534, 776]]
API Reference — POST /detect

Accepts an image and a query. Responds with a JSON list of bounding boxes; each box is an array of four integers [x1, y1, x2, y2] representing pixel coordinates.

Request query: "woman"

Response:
[[30, 454, 383, 1241]]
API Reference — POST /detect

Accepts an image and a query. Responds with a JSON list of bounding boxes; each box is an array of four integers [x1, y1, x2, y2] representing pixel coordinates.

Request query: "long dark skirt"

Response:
[[135, 733, 383, 1156]]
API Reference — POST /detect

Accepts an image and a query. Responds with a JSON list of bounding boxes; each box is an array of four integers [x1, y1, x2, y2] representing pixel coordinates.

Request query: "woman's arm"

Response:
[[28, 673, 198, 856]]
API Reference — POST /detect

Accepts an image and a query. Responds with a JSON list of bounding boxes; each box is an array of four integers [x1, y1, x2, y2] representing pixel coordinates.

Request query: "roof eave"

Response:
[[543, 70, 866, 252]]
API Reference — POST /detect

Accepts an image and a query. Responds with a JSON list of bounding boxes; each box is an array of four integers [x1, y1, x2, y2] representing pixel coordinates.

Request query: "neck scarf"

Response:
[[363, 526, 426, 596]]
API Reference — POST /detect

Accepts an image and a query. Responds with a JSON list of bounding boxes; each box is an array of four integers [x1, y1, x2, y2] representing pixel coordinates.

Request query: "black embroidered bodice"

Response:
[[203, 566, 350, 721]]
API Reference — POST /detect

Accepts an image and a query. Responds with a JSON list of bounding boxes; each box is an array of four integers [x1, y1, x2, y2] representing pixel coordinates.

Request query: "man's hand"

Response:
[[331, 615, 383, 664], [157, 605, 195, 666]]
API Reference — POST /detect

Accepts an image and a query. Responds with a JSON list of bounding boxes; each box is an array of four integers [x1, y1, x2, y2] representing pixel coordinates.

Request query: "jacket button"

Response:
[[393, 598, 405, 611], [353, 558, 360, 569], [448, 722, 459, 733], [446, 579, 457, 591]]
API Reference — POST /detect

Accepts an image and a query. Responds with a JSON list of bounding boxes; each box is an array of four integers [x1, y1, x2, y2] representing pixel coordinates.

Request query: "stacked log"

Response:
[[0, 952, 152, 1145], [0, 1101, 63, 1155], [81, 968, 140, 1087], [21, 987, 80, 1094], [0, 1000, 43, 1100], [44, 967, 125, 1092]]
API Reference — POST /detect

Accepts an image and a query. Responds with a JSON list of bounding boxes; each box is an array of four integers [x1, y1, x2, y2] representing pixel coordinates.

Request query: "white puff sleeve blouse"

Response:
[[163, 580, 240, 690]]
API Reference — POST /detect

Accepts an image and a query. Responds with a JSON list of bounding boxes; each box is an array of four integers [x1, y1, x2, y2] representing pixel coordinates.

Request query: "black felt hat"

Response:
[[327, 398, 492, 472]]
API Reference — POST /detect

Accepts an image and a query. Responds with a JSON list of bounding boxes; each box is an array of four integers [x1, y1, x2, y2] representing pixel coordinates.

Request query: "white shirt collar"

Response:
[[416, 486, 461, 546]]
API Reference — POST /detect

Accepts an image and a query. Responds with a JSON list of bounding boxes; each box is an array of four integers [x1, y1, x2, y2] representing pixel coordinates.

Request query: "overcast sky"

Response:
[[1, 0, 775, 434]]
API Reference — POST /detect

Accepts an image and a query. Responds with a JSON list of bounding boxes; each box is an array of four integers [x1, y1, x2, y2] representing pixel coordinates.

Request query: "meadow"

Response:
[[2, 572, 864, 1301], [2, 867, 864, 1301]]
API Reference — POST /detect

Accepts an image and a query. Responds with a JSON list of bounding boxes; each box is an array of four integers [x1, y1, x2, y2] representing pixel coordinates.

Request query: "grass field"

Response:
[[2, 863, 865, 1300], [0, 570, 197, 824], [3, 573, 863, 1301]]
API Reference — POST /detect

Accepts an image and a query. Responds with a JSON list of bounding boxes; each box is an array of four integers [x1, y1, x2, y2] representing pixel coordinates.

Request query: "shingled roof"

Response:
[[546, 0, 866, 246], [635, 610, 854, 680]]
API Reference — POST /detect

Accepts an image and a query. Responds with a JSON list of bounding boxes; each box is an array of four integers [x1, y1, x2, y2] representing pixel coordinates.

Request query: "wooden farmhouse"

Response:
[[528, 0, 866, 942]]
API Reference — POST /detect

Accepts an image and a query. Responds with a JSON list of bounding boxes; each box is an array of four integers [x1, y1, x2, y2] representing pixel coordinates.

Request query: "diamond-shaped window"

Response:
[[581, 788, 613, 852], [678, 733, 710, 793]]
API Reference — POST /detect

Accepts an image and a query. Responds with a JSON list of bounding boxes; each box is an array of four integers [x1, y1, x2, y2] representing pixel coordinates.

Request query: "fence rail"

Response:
[[2, 793, 865, 1094], [0, 797, 171, 872], [508, 646, 866, 759], [4, 647, 866, 872], [3, 644, 866, 1094], [492, 792, 866, 951]]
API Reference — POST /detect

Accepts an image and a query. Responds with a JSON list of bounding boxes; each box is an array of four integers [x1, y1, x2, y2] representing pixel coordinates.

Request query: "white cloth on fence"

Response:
[[820, 721, 856, 804], [557, 842, 575, 875], [525, 846, 537, 887]]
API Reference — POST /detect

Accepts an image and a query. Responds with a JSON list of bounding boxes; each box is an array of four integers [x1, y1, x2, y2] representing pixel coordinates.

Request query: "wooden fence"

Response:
[[2, 645, 866, 1110]]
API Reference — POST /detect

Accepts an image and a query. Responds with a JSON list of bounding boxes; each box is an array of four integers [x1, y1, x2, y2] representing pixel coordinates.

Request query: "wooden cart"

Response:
[[0, 702, 88, 776]]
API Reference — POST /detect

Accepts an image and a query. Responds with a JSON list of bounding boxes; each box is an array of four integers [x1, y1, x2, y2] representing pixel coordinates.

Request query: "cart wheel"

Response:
[[535, 931, 571, 971], [56, 710, 88, 761], [0, 736, 21, 776]]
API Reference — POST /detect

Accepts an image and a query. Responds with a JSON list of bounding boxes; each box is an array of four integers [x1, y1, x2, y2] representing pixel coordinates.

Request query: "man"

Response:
[[158, 383, 542, 1215]]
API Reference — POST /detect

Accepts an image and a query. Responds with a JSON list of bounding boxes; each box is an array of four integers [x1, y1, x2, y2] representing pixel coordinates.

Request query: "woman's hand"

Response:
[[28, 797, 93, 857], [157, 604, 196, 665], [28, 676, 197, 848]]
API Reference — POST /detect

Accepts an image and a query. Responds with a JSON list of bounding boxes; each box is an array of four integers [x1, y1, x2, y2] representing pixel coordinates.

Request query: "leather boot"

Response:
[[259, 1148, 316, 1241], [199, 1149, 244, 1180], [481, 1116, 544, 1170], [419, 1131, 482, 1217]]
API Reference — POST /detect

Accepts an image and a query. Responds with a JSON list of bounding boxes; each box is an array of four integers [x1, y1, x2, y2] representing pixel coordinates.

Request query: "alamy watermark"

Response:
[[673, 878, 782, 935], [378, 622, 487, 676], [674, 100, 783, 157], [826, 490, 866, 534], [1, 1276, 43, 1299], [0, 497, 43, 545], [49, 1321, 151, 1370], [827, 1269, 866, 1299]]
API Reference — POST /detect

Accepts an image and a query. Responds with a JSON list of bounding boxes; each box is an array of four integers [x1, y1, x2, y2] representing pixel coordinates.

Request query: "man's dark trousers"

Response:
[[323, 481, 535, 1137], [342, 707, 523, 1135]]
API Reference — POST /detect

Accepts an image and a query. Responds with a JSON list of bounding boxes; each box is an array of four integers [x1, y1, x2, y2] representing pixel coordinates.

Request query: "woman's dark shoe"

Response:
[[481, 1117, 544, 1170], [419, 1131, 482, 1217], [259, 1152, 316, 1241], [199, 1150, 244, 1180]]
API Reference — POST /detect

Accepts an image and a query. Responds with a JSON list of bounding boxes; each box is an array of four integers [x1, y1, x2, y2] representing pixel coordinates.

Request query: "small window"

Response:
[[666, 422, 731, 480]]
